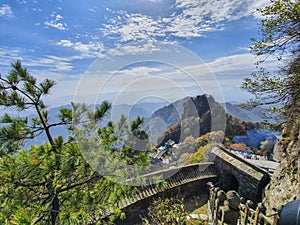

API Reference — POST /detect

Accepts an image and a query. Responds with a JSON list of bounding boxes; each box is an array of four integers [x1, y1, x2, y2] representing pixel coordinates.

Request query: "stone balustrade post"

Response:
[[211, 187, 220, 219], [253, 203, 264, 225], [213, 198, 220, 225], [242, 200, 253, 225]]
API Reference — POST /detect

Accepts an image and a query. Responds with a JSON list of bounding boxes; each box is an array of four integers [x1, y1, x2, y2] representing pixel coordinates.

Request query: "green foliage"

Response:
[[175, 131, 224, 165], [1, 143, 98, 223], [0, 126, 139, 224], [196, 131, 224, 147], [158, 112, 248, 147], [250, 0, 300, 58], [0, 61, 150, 224], [142, 197, 188, 225], [241, 0, 300, 120], [225, 114, 246, 139], [260, 139, 275, 158], [189, 145, 211, 164], [0, 61, 55, 110], [0, 114, 32, 155], [260, 139, 275, 151]]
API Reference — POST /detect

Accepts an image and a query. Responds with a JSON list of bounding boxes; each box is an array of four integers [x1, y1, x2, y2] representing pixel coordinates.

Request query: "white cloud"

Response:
[[57, 40, 73, 47], [37, 56, 73, 71], [207, 54, 258, 73], [0, 48, 21, 60], [32, 7, 42, 12], [88, 8, 96, 13], [0, 50, 74, 73], [0, 4, 14, 18], [115, 66, 162, 77], [44, 13, 68, 31], [0, 52, 276, 107], [57, 40, 105, 59], [16, 55, 74, 72], [206, 53, 280, 75], [0, 48, 23, 74], [0, 47, 71, 74], [107, 40, 161, 56], [17, 0, 27, 4], [101, 0, 270, 44], [175, 0, 269, 22], [106, 53, 280, 103], [55, 14, 63, 20], [167, 0, 270, 37], [44, 21, 68, 30], [102, 13, 165, 43], [0, 40, 104, 74]]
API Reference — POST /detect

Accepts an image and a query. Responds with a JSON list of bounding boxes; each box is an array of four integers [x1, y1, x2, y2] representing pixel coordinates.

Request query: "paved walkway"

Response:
[[248, 159, 279, 174]]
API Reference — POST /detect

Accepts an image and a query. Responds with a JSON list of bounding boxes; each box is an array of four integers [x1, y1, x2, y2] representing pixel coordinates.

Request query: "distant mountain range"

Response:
[[112, 98, 276, 125], [1, 98, 274, 124], [224, 102, 277, 123], [1, 95, 278, 148], [110, 102, 168, 121]]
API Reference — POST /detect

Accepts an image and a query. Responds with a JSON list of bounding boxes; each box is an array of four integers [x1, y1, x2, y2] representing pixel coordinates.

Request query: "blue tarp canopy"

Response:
[[158, 146, 166, 151]]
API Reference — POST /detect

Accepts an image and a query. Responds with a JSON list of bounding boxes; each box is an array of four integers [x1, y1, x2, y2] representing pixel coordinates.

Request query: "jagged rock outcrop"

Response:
[[145, 94, 271, 146], [263, 119, 300, 214], [155, 95, 227, 145]]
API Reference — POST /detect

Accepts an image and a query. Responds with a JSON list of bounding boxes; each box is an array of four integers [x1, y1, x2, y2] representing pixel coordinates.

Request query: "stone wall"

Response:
[[212, 147, 270, 204], [263, 119, 300, 214]]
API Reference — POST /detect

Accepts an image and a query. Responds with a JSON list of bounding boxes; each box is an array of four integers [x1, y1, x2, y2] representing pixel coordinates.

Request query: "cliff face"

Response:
[[263, 119, 300, 214], [154, 95, 229, 145]]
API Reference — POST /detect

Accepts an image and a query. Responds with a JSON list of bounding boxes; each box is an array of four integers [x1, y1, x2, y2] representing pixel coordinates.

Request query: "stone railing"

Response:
[[121, 163, 218, 208], [102, 163, 218, 217], [208, 187, 279, 225]]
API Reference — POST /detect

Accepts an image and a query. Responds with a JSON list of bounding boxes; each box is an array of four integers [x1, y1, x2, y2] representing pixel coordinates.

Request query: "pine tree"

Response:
[[241, 0, 300, 121], [0, 61, 149, 224]]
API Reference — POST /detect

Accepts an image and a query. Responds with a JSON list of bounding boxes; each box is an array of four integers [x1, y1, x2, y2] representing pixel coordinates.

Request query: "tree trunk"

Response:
[[51, 194, 59, 225]]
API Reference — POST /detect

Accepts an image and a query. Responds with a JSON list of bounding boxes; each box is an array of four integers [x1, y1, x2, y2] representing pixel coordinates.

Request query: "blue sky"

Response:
[[0, 0, 280, 107]]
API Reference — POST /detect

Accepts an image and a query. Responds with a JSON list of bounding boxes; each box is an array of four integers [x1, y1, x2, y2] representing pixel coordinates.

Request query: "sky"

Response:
[[0, 0, 281, 108]]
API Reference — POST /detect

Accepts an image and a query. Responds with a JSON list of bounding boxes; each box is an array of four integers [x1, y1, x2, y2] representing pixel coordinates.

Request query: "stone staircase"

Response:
[[121, 162, 218, 208], [103, 162, 218, 216]]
